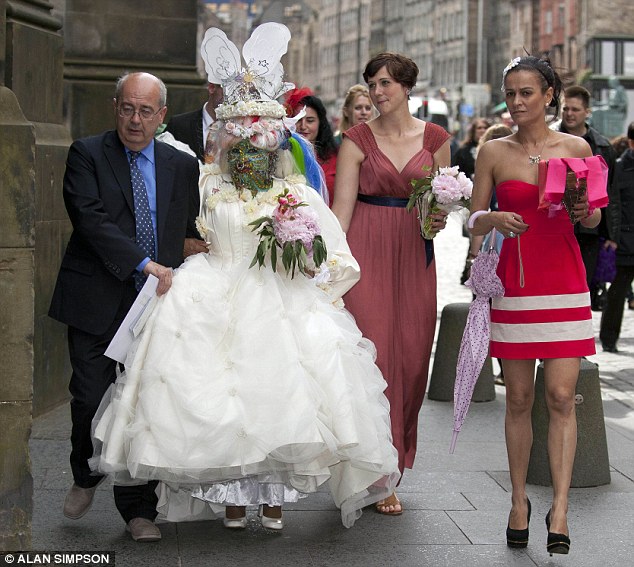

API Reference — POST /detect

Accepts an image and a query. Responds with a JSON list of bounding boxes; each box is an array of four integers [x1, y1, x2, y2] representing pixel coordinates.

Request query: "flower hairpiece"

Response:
[[501, 57, 522, 91]]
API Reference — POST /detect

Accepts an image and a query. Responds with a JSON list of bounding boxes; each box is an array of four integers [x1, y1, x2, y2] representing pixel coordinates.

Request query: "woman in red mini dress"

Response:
[[470, 56, 601, 556]]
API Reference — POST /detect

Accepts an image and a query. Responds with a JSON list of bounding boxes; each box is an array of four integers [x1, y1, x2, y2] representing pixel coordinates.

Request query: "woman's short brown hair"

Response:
[[363, 52, 418, 90]]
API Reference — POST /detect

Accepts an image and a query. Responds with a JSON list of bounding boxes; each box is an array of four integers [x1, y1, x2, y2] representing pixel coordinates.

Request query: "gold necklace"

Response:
[[517, 131, 550, 165]]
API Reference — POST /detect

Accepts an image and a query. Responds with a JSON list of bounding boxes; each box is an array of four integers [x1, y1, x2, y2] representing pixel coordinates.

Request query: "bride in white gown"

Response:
[[90, 23, 399, 530]]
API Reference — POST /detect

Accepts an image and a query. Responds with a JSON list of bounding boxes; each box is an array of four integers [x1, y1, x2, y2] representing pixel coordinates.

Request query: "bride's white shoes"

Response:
[[223, 506, 247, 529], [259, 505, 284, 530]]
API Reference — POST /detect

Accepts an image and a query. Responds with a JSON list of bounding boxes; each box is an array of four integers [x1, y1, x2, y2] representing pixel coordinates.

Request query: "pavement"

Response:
[[26, 218, 634, 566]]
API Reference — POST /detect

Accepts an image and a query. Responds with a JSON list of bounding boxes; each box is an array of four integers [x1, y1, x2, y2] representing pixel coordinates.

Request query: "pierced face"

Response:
[[503, 70, 553, 123], [227, 139, 273, 192], [367, 66, 408, 114]]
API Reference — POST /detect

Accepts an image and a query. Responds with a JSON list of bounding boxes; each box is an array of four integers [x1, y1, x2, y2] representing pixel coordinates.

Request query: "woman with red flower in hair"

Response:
[[285, 88, 339, 204]]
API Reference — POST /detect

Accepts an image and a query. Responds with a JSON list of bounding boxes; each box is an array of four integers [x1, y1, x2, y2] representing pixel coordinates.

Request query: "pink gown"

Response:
[[343, 122, 450, 473], [491, 180, 595, 359]]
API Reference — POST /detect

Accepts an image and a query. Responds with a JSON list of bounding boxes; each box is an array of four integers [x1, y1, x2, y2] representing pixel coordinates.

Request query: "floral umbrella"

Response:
[[450, 236, 505, 454]]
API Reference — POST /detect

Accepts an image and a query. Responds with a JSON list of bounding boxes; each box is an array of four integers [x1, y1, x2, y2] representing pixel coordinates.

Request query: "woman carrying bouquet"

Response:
[[332, 53, 451, 515], [90, 24, 399, 533], [469, 55, 603, 555]]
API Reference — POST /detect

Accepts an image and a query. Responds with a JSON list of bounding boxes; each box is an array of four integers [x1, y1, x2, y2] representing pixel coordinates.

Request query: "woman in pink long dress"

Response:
[[333, 53, 450, 515], [470, 55, 601, 556]]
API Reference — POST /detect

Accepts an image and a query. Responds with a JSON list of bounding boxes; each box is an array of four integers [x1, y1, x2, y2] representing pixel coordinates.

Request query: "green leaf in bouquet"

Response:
[[282, 242, 294, 273], [270, 240, 278, 272], [312, 236, 327, 267], [248, 215, 271, 229]]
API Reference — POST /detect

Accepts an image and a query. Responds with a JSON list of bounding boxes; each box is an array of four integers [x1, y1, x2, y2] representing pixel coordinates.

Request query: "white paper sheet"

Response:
[[104, 275, 159, 363]]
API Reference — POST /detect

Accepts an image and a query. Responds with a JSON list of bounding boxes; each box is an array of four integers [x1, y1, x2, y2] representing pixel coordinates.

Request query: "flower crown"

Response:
[[201, 23, 295, 122]]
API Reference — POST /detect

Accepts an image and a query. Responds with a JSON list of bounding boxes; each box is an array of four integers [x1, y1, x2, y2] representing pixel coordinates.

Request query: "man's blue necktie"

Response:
[[129, 151, 156, 291]]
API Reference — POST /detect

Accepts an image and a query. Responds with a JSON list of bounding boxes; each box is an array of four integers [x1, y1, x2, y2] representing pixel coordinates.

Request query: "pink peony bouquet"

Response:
[[249, 189, 327, 278], [406, 165, 472, 239]]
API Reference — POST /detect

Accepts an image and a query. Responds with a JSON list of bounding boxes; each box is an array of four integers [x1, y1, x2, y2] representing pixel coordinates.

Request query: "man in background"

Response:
[[600, 122, 634, 352], [557, 85, 618, 310], [165, 81, 223, 162]]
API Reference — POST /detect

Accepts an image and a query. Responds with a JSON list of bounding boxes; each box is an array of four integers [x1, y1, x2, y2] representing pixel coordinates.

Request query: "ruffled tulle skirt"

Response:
[[90, 252, 399, 527]]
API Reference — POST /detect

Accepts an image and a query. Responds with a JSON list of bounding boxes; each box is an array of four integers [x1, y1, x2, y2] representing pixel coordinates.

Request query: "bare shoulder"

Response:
[[550, 131, 593, 158], [478, 137, 509, 161]]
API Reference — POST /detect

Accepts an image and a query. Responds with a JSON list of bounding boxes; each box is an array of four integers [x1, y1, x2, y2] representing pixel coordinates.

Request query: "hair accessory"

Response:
[[501, 56, 522, 91], [201, 23, 295, 120], [284, 87, 315, 117]]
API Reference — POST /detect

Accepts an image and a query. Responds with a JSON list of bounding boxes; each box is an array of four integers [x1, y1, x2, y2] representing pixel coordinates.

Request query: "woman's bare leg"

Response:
[[543, 357, 580, 536], [502, 358, 536, 529]]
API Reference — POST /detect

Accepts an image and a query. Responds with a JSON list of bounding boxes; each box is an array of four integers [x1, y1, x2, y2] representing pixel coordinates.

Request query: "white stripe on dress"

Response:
[[492, 292, 590, 311], [491, 320, 593, 343]]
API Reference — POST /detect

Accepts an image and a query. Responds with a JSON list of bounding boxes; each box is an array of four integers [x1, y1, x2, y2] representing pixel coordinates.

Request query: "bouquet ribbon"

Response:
[[537, 155, 609, 211]]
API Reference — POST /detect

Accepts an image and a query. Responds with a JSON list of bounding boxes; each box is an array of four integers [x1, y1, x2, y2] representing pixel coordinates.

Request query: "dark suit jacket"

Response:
[[165, 108, 205, 161], [49, 130, 200, 335]]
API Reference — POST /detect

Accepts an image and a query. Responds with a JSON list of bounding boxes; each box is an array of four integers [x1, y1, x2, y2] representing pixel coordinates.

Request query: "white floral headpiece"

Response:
[[201, 23, 295, 121], [501, 57, 522, 91]]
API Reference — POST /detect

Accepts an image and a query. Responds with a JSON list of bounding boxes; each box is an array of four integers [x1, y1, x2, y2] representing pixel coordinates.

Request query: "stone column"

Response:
[[1, 0, 71, 549]]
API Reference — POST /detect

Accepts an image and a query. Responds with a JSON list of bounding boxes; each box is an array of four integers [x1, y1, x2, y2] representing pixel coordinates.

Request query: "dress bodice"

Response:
[[194, 165, 361, 300], [496, 180, 572, 235], [343, 122, 450, 198]]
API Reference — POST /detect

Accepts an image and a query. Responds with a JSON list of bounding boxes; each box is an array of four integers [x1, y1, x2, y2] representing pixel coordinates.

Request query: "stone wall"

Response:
[[63, 0, 206, 140]]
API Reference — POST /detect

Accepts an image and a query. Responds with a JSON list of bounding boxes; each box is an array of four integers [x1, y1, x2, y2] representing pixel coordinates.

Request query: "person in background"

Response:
[[335, 84, 374, 144], [461, 123, 514, 286], [285, 88, 339, 204], [163, 80, 224, 258], [49, 72, 200, 543], [600, 122, 634, 352], [501, 110, 516, 131], [611, 134, 634, 309], [333, 52, 451, 516], [556, 85, 618, 310], [470, 55, 603, 556], [165, 82, 223, 163], [452, 117, 491, 180]]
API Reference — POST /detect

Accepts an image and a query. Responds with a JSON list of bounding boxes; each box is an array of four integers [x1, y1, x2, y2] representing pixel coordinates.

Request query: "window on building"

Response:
[[624, 41, 634, 75], [544, 10, 552, 34], [601, 41, 615, 75]]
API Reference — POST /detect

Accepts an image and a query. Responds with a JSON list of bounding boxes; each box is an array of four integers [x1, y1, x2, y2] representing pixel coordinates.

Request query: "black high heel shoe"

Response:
[[506, 498, 531, 548], [545, 510, 570, 555]]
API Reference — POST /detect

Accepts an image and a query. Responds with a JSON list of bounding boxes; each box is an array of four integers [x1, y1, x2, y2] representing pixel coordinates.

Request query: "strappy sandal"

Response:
[[375, 492, 403, 516]]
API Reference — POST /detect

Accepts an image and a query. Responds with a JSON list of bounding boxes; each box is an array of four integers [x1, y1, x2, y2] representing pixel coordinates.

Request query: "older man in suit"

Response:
[[49, 72, 200, 542]]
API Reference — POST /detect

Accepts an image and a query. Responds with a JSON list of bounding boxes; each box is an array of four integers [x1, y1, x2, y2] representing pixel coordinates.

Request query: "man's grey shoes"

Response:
[[126, 518, 162, 542], [63, 482, 103, 519]]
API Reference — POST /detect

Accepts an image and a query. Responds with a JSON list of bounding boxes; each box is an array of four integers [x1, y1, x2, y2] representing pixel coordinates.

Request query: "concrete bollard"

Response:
[[527, 359, 611, 487], [428, 302, 495, 402]]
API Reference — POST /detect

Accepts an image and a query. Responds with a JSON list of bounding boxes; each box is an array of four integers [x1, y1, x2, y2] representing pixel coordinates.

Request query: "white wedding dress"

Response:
[[91, 165, 400, 527]]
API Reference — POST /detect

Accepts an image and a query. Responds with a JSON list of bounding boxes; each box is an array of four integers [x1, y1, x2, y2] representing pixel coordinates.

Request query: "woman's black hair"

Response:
[[300, 95, 338, 161], [504, 55, 563, 116]]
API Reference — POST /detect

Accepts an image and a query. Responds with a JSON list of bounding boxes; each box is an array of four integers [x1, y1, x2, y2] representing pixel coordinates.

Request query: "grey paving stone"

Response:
[[25, 222, 634, 565]]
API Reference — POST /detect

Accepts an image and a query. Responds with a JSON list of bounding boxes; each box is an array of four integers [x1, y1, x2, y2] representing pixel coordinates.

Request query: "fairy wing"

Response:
[[200, 27, 241, 84], [242, 22, 292, 99]]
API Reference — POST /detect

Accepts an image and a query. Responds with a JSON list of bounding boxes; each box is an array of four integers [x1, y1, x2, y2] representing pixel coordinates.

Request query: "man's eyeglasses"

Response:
[[117, 104, 162, 121]]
